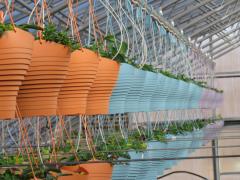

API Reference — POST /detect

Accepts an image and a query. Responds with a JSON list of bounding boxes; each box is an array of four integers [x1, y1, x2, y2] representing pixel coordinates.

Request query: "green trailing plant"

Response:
[[177, 74, 192, 83], [60, 133, 147, 163], [0, 154, 24, 166], [0, 23, 42, 37], [76, 151, 92, 161], [59, 150, 92, 163], [39, 23, 80, 51], [87, 34, 137, 66], [160, 70, 178, 79], [152, 129, 167, 142], [19, 165, 61, 180], [0, 169, 22, 180], [59, 135, 130, 162], [168, 71, 223, 93], [176, 74, 223, 93], [95, 135, 131, 161], [141, 64, 158, 73], [166, 123, 180, 135], [0, 162, 60, 180], [126, 131, 147, 151], [0, 23, 80, 51], [216, 114, 223, 120], [164, 119, 218, 136], [0, 23, 14, 36], [210, 87, 223, 93]]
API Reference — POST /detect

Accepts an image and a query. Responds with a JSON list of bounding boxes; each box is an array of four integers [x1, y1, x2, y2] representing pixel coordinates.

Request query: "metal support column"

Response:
[[210, 34, 220, 180], [212, 139, 220, 180]]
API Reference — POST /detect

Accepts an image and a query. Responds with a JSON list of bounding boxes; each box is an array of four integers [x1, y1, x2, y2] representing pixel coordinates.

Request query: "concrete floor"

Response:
[[162, 125, 240, 180]]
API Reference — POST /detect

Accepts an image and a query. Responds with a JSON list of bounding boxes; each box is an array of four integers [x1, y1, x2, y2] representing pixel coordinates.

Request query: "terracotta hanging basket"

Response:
[[0, 28, 34, 119], [60, 162, 113, 180], [17, 40, 70, 117], [86, 57, 120, 115], [59, 165, 88, 180], [58, 48, 99, 115]]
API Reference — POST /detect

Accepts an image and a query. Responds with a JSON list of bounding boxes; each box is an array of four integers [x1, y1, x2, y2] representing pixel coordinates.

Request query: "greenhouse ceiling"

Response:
[[0, 0, 240, 60]]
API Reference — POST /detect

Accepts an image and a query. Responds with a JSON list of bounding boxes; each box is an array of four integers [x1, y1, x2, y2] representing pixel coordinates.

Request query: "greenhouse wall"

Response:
[[215, 47, 240, 119]]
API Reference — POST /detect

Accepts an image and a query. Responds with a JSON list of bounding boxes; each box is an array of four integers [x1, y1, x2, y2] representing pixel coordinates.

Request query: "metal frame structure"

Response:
[[0, 2, 235, 179], [0, 0, 239, 60]]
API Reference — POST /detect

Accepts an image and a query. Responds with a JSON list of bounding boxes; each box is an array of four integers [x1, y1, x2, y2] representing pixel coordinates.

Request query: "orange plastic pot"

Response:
[[26, 70, 68, 76], [80, 162, 113, 180], [60, 162, 113, 180], [0, 54, 32, 60], [18, 97, 54, 101], [18, 92, 60, 98], [1, 81, 22, 86], [0, 91, 18, 96], [17, 40, 70, 117], [0, 97, 17, 117], [0, 59, 31, 65], [0, 47, 32, 54], [0, 64, 30, 70], [61, 82, 93, 88], [0, 75, 25, 81], [86, 57, 119, 115], [59, 87, 90, 91], [20, 84, 62, 89], [0, 70, 28, 75], [0, 96, 17, 101], [59, 93, 89, 97], [27, 66, 68, 71], [24, 75, 67, 81], [18, 88, 60, 94], [18, 109, 57, 117], [58, 49, 99, 115], [0, 111, 15, 119], [59, 165, 88, 180], [0, 28, 34, 119], [29, 61, 69, 66], [0, 86, 19, 91], [0, 102, 16, 109], [18, 101, 57, 107]]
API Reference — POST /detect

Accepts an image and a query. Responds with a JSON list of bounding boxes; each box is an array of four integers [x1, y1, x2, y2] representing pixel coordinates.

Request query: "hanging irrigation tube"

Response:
[[132, 0, 212, 66], [157, 171, 208, 180]]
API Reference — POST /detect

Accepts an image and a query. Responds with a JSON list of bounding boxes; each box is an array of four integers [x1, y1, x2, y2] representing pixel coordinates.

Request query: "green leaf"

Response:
[[119, 42, 128, 55], [104, 34, 116, 43], [41, 23, 80, 51]]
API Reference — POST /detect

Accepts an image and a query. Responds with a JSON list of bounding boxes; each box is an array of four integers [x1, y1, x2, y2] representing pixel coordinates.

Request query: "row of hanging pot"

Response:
[[110, 63, 223, 114], [57, 120, 223, 180], [0, 28, 223, 120], [112, 121, 224, 180]]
